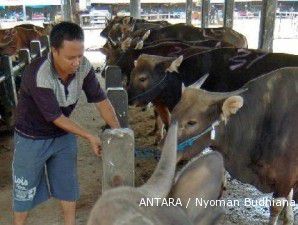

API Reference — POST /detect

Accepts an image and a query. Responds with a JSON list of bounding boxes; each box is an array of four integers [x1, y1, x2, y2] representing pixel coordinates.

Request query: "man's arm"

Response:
[[53, 115, 102, 156], [94, 99, 120, 129]]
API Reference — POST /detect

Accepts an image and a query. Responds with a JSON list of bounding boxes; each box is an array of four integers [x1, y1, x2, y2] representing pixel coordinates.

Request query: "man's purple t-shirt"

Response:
[[15, 54, 106, 139]]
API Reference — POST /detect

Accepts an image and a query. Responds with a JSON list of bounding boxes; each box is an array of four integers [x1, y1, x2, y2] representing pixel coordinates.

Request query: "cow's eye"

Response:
[[187, 120, 197, 126], [139, 77, 147, 82]]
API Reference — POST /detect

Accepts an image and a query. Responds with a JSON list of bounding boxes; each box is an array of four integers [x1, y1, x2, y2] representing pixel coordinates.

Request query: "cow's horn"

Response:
[[107, 36, 117, 47], [138, 122, 178, 198], [142, 30, 151, 41], [134, 40, 143, 50], [189, 73, 209, 89]]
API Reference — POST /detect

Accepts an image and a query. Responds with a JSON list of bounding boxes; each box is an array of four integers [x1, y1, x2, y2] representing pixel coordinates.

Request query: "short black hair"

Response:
[[50, 22, 84, 49]]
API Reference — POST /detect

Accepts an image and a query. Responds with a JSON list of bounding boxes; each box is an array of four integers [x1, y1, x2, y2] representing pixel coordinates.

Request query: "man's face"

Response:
[[52, 40, 84, 75]]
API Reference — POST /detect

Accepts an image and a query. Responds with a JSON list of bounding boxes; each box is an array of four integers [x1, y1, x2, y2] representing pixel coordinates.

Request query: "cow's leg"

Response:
[[283, 189, 294, 225], [152, 102, 171, 144], [269, 194, 287, 225], [149, 108, 159, 135], [156, 115, 165, 143]]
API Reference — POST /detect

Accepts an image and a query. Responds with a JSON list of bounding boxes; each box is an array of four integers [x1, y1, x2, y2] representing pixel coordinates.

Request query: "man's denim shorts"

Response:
[[12, 132, 79, 212]]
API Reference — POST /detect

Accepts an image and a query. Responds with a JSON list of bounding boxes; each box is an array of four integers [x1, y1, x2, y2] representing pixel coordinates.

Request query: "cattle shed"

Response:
[[62, 0, 279, 51]]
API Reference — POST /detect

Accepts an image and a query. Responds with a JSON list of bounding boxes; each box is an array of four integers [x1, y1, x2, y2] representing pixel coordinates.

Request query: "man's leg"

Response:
[[47, 134, 79, 225], [60, 200, 76, 225], [13, 212, 28, 225], [12, 134, 51, 224]]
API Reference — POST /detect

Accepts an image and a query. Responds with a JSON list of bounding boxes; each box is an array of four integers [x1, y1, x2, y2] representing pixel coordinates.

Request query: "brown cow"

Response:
[[171, 67, 298, 225], [0, 26, 44, 56], [15, 24, 47, 35], [14, 26, 44, 50]]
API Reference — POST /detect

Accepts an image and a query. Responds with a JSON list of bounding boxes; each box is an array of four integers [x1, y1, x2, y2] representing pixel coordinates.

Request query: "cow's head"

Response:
[[0, 28, 17, 43], [101, 16, 125, 38], [128, 54, 183, 105], [106, 16, 135, 44], [99, 39, 130, 83], [172, 78, 245, 160]]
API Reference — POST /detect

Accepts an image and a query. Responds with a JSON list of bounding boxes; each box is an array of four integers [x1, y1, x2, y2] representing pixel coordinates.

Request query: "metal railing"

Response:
[[0, 36, 50, 129]]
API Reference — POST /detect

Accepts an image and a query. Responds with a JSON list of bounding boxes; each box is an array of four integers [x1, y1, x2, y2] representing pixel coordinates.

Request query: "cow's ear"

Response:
[[166, 55, 183, 73], [99, 47, 109, 56], [134, 60, 138, 67], [221, 96, 243, 123]]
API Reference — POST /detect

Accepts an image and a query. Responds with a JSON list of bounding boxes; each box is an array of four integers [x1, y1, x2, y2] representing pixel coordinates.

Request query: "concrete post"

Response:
[[61, 0, 72, 22], [30, 41, 42, 59], [258, 0, 277, 52], [102, 128, 135, 192], [130, 0, 141, 19], [104, 66, 123, 90], [201, 0, 210, 28], [224, 0, 234, 28], [186, 0, 193, 25], [22, 3, 27, 21], [19, 49, 31, 65], [107, 88, 129, 128]]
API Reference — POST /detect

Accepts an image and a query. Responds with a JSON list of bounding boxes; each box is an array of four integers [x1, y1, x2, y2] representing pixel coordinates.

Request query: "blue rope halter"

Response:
[[177, 120, 221, 152]]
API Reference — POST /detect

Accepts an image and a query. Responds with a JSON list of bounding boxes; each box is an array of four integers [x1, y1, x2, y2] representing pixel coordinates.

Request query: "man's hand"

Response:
[[87, 135, 102, 156], [53, 115, 103, 156]]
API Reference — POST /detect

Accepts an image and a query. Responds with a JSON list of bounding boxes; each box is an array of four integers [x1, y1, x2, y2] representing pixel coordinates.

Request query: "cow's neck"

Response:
[[210, 118, 260, 186]]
